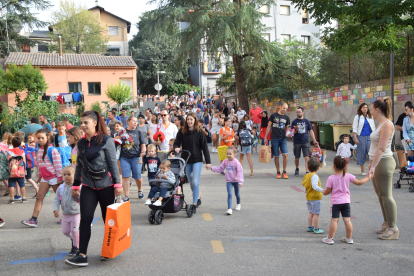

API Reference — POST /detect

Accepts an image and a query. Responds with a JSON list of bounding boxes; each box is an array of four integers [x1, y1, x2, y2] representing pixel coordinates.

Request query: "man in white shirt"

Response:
[[155, 110, 178, 160], [237, 107, 246, 121]]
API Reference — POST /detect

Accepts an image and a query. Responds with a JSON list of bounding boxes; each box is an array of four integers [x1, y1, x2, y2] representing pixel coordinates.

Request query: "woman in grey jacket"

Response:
[[65, 111, 122, 267]]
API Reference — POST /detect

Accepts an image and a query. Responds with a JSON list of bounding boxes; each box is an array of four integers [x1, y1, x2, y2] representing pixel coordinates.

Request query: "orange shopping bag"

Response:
[[101, 197, 131, 259]]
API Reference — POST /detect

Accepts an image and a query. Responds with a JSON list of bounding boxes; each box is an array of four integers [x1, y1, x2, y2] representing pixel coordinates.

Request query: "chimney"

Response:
[[58, 35, 62, 58]]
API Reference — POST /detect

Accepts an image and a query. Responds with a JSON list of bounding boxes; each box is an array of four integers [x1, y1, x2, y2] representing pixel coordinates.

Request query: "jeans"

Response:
[[186, 162, 203, 204], [119, 157, 142, 179], [148, 176, 155, 186], [226, 182, 240, 209], [148, 186, 170, 199], [271, 138, 288, 157]]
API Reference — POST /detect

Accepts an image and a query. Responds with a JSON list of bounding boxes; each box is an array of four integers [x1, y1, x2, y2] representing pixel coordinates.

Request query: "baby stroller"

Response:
[[394, 145, 414, 192], [334, 129, 356, 160], [147, 150, 194, 225]]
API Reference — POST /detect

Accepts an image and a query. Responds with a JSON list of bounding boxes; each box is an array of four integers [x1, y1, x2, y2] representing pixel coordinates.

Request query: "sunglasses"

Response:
[[161, 114, 168, 117]]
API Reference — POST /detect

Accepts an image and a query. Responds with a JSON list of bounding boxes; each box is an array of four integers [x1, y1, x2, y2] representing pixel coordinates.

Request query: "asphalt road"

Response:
[[1, 141, 413, 276]]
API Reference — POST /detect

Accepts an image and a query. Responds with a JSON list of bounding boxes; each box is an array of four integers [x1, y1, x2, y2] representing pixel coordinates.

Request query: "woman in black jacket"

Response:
[[65, 111, 122, 267], [174, 113, 211, 213]]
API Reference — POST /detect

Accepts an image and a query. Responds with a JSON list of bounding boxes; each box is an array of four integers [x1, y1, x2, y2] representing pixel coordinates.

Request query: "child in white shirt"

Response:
[[336, 134, 357, 167]]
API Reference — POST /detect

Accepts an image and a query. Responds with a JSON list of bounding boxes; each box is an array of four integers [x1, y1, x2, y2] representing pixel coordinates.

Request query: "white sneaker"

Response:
[[212, 148, 215, 153], [152, 200, 162, 206], [144, 199, 151, 205], [341, 237, 353, 244], [235, 204, 241, 211], [226, 209, 232, 215], [361, 172, 367, 176]]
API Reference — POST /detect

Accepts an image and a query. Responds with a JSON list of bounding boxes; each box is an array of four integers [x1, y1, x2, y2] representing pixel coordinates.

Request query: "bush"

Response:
[[164, 83, 200, 96], [76, 102, 86, 118], [55, 113, 80, 127], [90, 101, 102, 114]]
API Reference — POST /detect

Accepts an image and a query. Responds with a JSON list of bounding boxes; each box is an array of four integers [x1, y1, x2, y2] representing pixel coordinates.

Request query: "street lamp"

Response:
[[156, 71, 166, 98]]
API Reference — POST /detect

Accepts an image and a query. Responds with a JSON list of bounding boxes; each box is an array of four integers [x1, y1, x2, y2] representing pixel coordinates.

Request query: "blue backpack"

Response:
[[47, 146, 71, 168]]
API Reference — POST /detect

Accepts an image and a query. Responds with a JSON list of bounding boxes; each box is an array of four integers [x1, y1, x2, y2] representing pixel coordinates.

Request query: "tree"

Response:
[[0, 0, 51, 57], [164, 83, 200, 96], [148, 0, 288, 111], [105, 80, 133, 111], [132, 31, 190, 95], [48, 0, 108, 54]]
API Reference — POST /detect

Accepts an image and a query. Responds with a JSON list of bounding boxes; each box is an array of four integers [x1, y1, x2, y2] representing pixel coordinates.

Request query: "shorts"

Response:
[[25, 167, 32, 180], [210, 127, 220, 134], [307, 200, 321, 215], [294, 143, 310, 159], [271, 138, 288, 157], [331, 203, 351, 218], [240, 145, 252, 155], [120, 157, 142, 179], [40, 177, 59, 185], [8, 178, 25, 188]]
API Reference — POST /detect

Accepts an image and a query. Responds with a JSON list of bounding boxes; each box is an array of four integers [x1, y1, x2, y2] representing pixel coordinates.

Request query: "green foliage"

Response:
[[20, 96, 59, 120], [217, 66, 237, 94], [0, 0, 51, 57], [90, 101, 103, 114], [55, 113, 80, 126], [48, 0, 108, 54], [75, 102, 86, 118], [105, 80, 133, 110], [164, 84, 200, 96]]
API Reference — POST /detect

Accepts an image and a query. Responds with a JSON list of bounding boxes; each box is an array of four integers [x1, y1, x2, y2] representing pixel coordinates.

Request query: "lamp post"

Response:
[[156, 71, 166, 98]]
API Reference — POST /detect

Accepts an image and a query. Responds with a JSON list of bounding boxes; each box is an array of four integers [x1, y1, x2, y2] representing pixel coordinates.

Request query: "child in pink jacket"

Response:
[[210, 146, 244, 215]]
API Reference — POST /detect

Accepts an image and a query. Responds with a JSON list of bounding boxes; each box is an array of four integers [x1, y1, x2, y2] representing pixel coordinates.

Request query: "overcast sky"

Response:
[[33, 0, 158, 40]]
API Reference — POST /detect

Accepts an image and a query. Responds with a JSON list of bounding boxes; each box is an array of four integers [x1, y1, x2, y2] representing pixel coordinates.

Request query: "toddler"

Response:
[[143, 144, 161, 185], [145, 160, 175, 206], [210, 147, 244, 215], [302, 158, 324, 234], [7, 136, 27, 204], [251, 126, 259, 154], [322, 156, 370, 245], [336, 134, 357, 166], [53, 166, 80, 256]]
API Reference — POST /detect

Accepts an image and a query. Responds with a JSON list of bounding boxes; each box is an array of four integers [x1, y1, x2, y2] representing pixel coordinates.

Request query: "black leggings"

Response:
[[79, 185, 114, 255]]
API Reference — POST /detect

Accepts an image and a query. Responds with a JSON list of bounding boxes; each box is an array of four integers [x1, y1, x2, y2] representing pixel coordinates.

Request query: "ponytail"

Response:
[[333, 156, 347, 177], [372, 98, 392, 120], [81, 111, 108, 145], [36, 128, 50, 161]]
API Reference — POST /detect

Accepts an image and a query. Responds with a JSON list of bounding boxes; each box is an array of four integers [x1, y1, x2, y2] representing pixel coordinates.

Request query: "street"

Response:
[[1, 141, 413, 276]]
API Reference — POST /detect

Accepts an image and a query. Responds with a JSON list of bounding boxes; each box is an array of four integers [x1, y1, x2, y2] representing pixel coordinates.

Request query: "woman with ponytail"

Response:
[[368, 98, 399, 240], [65, 111, 122, 267]]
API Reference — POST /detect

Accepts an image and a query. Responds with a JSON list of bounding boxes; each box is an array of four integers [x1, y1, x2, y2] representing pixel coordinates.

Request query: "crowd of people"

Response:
[[0, 91, 401, 265]]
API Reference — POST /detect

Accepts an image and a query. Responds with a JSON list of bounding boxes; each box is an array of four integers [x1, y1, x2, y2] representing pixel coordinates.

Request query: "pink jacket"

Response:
[[211, 159, 244, 185], [37, 147, 63, 181]]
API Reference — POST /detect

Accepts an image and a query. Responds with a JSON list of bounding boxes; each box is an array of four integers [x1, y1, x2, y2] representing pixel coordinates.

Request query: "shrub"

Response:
[[90, 101, 102, 114]]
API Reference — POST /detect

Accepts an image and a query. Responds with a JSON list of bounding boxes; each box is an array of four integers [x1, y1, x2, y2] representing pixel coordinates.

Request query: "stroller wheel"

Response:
[[148, 210, 155, 224], [409, 186, 414, 193], [154, 210, 164, 225], [186, 204, 194, 218]]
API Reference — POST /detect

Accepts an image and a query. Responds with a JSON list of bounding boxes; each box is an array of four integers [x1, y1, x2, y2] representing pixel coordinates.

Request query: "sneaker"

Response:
[[21, 218, 37, 228], [144, 199, 151, 205], [21, 198, 28, 203], [294, 168, 299, 177], [361, 172, 367, 176], [341, 237, 353, 244], [7, 199, 14, 204], [45, 191, 51, 197], [123, 196, 130, 202], [235, 204, 241, 211], [226, 209, 232, 215], [57, 219, 62, 224], [152, 200, 162, 206], [307, 227, 314, 232], [196, 198, 202, 208], [322, 237, 334, 245], [3, 189, 10, 196], [314, 228, 324, 234], [138, 190, 144, 199], [282, 172, 288, 179], [0, 218, 5, 228], [68, 246, 79, 257], [276, 172, 282, 179], [100, 256, 111, 261], [211, 148, 215, 153], [65, 254, 88, 267], [220, 172, 225, 176], [32, 193, 37, 199], [14, 195, 21, 201]]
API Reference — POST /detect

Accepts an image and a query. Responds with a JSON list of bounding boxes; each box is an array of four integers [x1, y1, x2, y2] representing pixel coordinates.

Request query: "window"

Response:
[[302, 8, 309, 24], [68, 82, 81, 93], [280, 5, 290, 15], [108, 26, 119, 36], [88, 83, 101, 95], [302, 36, 310, 45], [281, 34, 291, 43], [106, 47, 120, 56], [262, 33, 270, 42], [37, 44, 48, 52], [259, 5, 269, 14]]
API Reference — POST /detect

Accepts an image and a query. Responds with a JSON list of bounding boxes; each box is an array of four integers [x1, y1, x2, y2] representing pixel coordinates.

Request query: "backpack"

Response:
[[239, 129, 253, 147], [24, 147, 37, 169], [47, 146, 71, 168], [8, 155, 25, 178], [0, 151, 10, 181]]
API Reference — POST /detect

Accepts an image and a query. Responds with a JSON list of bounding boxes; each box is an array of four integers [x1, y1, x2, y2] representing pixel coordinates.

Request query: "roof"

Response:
[[5, 53, 137, 68], [27, 30, 50, 38], [88, 6, 131, 33]]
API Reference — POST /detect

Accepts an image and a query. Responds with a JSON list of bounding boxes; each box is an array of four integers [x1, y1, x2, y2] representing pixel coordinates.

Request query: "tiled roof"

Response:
[[5, 53, 137, 67]]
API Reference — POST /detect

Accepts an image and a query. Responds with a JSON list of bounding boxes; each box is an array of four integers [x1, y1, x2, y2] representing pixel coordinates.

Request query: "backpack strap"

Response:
[[47, 147, 54, 165]]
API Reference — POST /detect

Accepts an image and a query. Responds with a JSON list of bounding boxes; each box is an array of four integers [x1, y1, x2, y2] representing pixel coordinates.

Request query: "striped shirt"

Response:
[[37, 147, 63, 181]]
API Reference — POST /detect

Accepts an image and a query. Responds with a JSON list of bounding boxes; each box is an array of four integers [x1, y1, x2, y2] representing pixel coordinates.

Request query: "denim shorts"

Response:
[[240, 145, 252, 154], [120, 157, 142, 179], [8, 178, 25, 188], [271, 138, 288, 157]]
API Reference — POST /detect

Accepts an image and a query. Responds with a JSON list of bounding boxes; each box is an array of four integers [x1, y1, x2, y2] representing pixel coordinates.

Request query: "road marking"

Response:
[[210, 240, 225, 253], [9, 252, 69, 265], [233, 236, 277, 242], [199, 192, 202, 195], [91, 217, 100, 226], [350, 188, 366, 195], [202, 213, 213, 221], [290, 186, 303, 192], [266, 173, 275, 177], [351, 215, 357, 219], [372, 216, 402, 228]]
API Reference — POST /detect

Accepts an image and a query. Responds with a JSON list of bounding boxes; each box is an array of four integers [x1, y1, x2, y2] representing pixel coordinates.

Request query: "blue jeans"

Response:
[[119, 157, 142, 179], [148, 186, 169, 199], [226, 182, 240, 209], [271, 138, 288, 157], [186, 162, 203, 204]]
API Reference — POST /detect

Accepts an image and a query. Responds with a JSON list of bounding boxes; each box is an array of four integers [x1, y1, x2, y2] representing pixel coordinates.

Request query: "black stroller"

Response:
[[394, 145, 414, 192], [147, 150, 195, 225]]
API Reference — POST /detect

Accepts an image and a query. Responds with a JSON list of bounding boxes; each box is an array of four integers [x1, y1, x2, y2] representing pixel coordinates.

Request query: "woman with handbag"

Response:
[[352, 103, 376, 175], [65, 111, 122, 267]]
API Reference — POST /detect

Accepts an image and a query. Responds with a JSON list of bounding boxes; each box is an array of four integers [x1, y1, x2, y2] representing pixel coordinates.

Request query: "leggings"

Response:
[[372, 156, 397, 228], [226, 182, 240, 209], [62, 214, 80, 247], [79, 185, 115, 255], [186, 162, 203, 204]]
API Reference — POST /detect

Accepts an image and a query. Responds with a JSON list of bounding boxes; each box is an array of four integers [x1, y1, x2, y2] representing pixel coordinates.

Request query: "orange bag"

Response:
[[101, 198, 131, 259]]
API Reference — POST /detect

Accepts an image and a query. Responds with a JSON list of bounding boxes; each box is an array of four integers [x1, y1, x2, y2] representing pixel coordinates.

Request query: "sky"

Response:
[[33, 0, 158, 40]]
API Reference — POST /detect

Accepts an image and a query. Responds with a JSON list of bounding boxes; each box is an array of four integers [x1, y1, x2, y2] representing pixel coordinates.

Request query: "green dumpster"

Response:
[[317, 120, 341, 150]]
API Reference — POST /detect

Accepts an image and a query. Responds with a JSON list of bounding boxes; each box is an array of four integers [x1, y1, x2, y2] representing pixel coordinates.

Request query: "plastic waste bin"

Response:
[[331, 123, 353, 150], [317, 121, 341, 150], [309, 121, 323, 145]]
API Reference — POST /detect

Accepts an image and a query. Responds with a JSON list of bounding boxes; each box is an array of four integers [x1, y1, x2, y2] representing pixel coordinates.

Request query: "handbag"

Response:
[[259, 144, 272, 163]]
